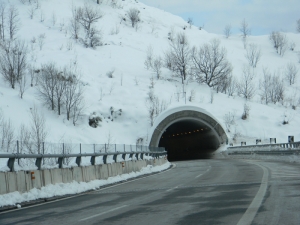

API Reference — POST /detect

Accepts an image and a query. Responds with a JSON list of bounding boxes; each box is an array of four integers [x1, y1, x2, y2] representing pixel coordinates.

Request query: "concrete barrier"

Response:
[[32, 170, 42, 189], [51, 169, 63, 184], [0, 173, 7, 194], [6, 172, 17, 193], [16, 171, 27, 193], [72, 167, 83, 182], [100, 164, 109, 179], [0, 158, 169, 195], [43, 170, 52, 186], [62, 168, 73, 184]]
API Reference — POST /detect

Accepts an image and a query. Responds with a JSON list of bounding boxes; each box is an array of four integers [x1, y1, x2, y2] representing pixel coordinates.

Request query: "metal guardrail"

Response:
[[0, 148, 167, 172], [228, 141, 300, 150], [227, 141, 300, 156]]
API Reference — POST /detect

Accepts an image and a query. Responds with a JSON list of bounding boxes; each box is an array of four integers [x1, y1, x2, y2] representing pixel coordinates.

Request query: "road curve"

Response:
[[0, 159, 299, 225]]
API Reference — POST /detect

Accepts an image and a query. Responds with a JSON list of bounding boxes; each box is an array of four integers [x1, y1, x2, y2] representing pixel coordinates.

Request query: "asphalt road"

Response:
[[0, 159, 299, 225]]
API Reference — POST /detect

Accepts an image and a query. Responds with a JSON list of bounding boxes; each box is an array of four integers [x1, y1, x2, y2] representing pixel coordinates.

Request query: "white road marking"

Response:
[[79, 205, 128, 221], [195, 166, 211, 178], [166, 186, 178, 192], [237, 161, 269, 225]]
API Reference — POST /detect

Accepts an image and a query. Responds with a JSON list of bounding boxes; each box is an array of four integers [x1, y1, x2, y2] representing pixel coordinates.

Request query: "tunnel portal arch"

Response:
[[149, 106, 228, 160]]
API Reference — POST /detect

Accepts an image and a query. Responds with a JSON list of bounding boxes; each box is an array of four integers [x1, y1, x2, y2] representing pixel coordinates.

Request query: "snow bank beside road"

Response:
[[0, 162, 171, 208]]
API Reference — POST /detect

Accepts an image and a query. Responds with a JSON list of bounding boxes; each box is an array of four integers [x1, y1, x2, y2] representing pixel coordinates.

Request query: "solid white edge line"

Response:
[[79, 205, 128, 221], [0, 163, 175, 215], [237, 161, 269, 225]]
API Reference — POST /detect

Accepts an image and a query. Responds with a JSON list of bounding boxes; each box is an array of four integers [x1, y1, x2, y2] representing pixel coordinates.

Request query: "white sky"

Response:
[[139, 0, 300, 35]]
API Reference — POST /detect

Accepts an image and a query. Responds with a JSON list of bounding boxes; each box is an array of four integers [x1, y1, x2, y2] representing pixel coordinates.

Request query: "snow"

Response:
[[0, 162, 171, 207], [0, 0, 299, 191]]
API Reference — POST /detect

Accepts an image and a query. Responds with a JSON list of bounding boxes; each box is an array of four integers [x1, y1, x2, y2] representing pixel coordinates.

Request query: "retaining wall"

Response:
[[0, 158, 168, 195]]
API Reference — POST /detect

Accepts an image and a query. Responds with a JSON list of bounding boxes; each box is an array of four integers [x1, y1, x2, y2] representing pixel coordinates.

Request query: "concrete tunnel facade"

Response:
[[148, 106, 228, 161]]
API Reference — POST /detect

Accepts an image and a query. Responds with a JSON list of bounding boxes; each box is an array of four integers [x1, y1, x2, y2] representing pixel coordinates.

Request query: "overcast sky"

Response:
[[139, 0, 300, 35]]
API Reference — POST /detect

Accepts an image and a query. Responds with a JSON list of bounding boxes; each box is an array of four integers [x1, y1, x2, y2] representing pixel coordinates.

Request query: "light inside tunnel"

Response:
[[158, 119, 220, 161]]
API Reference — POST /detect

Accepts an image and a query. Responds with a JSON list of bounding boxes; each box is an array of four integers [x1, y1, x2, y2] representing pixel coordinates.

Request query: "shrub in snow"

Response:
[[89, 112, 102, 128], [241, 103, 250, 120], [269, 31, 288, 56], [126, 8, 140, 28], [106, 68, 115, 78], [223, 111, 235, 132]]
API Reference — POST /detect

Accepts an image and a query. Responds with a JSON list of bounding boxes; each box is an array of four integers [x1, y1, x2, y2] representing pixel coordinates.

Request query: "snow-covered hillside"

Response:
[[0, 0, 299, 152]]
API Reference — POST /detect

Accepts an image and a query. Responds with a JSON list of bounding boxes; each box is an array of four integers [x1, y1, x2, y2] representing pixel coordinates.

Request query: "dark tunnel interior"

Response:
[[158, 120, 220, 161]]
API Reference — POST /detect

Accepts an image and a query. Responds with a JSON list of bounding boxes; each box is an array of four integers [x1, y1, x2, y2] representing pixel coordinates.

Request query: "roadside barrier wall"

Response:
[[0, 158, 168, 195]]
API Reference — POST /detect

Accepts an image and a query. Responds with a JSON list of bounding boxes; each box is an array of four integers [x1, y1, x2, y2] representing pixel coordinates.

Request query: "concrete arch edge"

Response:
[[148, 106, 228, 148]]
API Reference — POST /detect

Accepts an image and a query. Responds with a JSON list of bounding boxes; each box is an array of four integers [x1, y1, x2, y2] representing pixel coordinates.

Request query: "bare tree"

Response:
[[18, 71, 27, 99], [64, 71, 85, 123], [285, 62, 298, 85], [144, 45, 153, 70], [7, 4, 19, 40], [259, 68, 285, 104], [0, 118, 15, 152], [191, 39, 232, 88], [224, 24, 232, 39], [269, 31, 288, 56], [223, 111, 235, 132], [29, 106, 48, 154], [226, 74, 237, 97], [146, 90, 168, 126], [0, 40, 28, 89], [37, 63, 58, 111], [297, 19, 300, 33], [78, 3, 102, 35], [240, 18, 251, 39], [27, 5, 36, 19], [245, 43, 262, 68], [152, 56, 163, 79], [237, 65, 255, 100], [187, 17, 193, 28], [69, 6, 81, 40], [127, 8, 140, 28], [0, 3, 6, 40], [165, 32, 190, 84], [38, 33, 45, 50], [259, 68, 272, 105]]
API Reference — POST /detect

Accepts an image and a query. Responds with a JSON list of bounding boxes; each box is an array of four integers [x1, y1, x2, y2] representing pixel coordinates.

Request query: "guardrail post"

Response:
[[141, 153, 144, 160], [17, 140, 20, 165], [129, 153, 133, 159], [135, 153, 139, 160], [113, 154, 118, 162], [122, 153, 126, 160], [76, 156, 81, 166], [58, 157, 63, 168], [91, 156, 96, 165], [103, 155, 107, 164], [35, 157, 42, 170], [7, 157, 15, 172], [80, 143, 81, 154]]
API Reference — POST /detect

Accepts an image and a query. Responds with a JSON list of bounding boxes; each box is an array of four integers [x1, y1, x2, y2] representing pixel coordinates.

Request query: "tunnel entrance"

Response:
[[158, 120, 219, 161], [149, 107, 228, 162]]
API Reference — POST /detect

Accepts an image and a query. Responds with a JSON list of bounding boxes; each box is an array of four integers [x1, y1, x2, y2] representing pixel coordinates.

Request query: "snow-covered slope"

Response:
[[0, 0, 299, 151]]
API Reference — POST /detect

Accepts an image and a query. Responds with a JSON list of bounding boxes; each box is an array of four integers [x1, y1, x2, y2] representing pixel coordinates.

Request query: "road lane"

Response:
[[1, 159, 297, 225]]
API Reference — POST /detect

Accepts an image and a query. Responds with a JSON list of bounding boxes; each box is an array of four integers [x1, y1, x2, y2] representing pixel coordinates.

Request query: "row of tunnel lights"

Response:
[[161, 128, 208, 139]]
